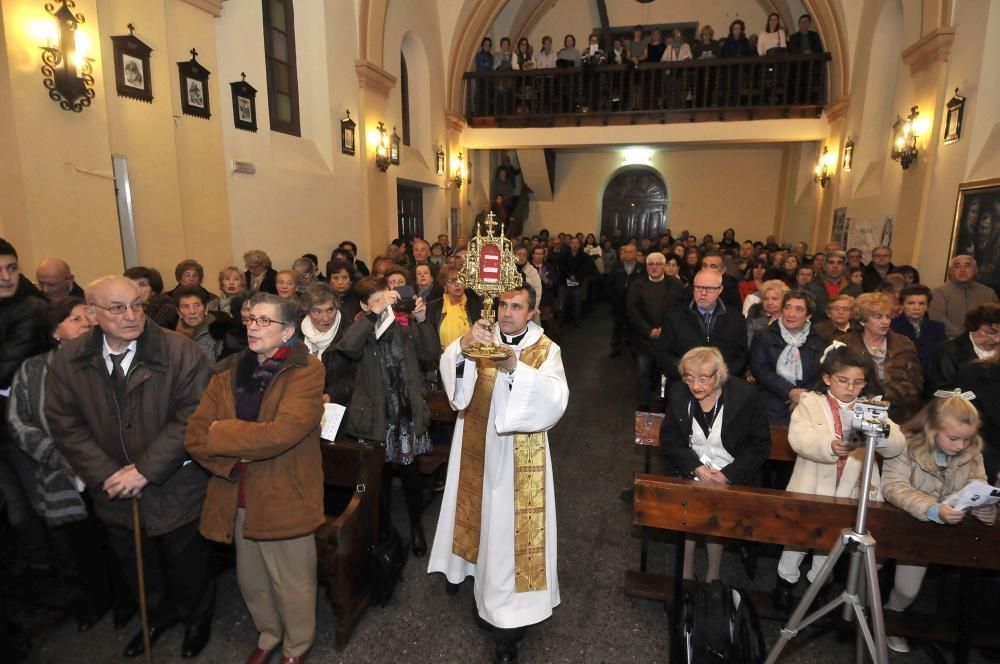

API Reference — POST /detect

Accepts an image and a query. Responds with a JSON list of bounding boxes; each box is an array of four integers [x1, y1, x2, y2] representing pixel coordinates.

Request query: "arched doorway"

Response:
[[600, 167, 668, 240]]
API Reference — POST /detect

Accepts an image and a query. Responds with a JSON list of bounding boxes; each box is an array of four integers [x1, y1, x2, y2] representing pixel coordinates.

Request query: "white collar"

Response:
[[102, 336, 137, 359]]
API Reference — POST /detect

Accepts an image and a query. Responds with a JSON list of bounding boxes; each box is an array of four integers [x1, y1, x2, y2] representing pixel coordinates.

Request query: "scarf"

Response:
[[439, 294, 471, 350], [826, 393, 856, 486], [776, 319, 811, 385], [300, 314, 340, 360]]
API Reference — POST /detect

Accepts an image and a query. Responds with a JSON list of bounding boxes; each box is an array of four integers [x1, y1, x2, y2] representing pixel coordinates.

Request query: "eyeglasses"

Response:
[[693, 285, 721, 292], [682, 373, 717, 385], [446, 278, 461, 285], [246, 316, 289, 328], [829, 306, 852, 313], [92, 302, 145, 315], [831, 376, 866, 388]]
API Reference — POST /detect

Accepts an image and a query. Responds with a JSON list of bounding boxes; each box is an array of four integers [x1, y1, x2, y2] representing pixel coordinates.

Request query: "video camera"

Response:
[[849, 398, 891, 446]]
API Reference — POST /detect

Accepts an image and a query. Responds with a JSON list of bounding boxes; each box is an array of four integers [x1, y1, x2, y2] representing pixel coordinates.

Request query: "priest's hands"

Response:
[[461, 319, 494, 350], [494, 347, 517, 373]]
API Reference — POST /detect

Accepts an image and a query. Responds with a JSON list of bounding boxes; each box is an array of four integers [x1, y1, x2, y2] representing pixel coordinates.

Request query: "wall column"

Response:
[[355, 59, 396, 260]]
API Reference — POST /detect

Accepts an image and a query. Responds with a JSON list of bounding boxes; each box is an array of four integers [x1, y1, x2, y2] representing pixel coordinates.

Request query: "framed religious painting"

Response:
[[943, 89, 966, 145], [111, 25, 153, 103], [178, 48, 211, 119], [230, 73, 257, 132], [341, 110, 356, 155], [948, 178, 1000, 282]]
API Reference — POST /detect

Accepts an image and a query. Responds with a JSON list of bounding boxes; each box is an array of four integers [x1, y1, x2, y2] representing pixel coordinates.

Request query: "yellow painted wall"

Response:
[[507, 145, 793, 241]]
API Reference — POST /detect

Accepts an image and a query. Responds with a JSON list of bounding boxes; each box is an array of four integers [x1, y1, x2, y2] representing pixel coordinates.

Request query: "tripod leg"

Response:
[[862, 543, 889, 664], [765, 534, 849, 664]]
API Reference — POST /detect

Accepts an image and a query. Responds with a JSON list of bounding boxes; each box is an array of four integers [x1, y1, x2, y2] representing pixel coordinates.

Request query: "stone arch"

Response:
[[600, 166, 669, 240]]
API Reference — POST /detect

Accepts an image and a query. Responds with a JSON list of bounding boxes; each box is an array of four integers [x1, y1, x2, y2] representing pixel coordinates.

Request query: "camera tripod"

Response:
[[765, 427, 890, 664]]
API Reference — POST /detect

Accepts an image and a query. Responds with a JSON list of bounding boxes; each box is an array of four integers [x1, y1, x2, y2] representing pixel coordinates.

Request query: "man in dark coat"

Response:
[[861, 246, 895, 292], [0, 239, 50, 578], [890, 284, 947, 371], [627, 252, 682, 410], [677, 252, 741, 311], [609, 243, 645, 357], [788, 14, 823, 53], [45, 276, 215, 659], [660, 269, 748, 381], [924, 303, 1000, 398], [558, 237, 594, 327]]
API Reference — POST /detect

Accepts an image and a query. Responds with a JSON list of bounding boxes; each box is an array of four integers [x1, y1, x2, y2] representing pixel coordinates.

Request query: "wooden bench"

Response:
[[314, 440, 383, 650], [626, 474, 1000, 663]]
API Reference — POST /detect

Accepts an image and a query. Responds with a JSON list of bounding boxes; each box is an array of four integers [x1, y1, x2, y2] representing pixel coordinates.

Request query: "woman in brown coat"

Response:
[[186, 293, 324, 664], [843, 292, 923, 422]]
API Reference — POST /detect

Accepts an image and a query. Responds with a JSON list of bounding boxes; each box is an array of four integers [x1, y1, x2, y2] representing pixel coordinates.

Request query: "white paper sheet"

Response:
[[944, 480, 1000, 511], [321, 402, 347, 441]]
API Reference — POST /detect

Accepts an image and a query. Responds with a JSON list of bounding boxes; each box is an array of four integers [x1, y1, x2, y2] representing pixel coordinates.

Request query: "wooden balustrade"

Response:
[[462, 52, 831, 127]]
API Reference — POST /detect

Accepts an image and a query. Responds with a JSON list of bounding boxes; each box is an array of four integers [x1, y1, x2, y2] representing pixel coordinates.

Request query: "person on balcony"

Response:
[[693, 25, 718, 59], [474, 37, 493, 72], [720, 19, 754, 57], [535, 35, 556, 69], [556, 34, 580, 67], [662, 29, 692, 61], [642, 29, 667, 63], [788, 14, 823, 54], [627, 25, 646, 66], [758, 13, 788, 55]]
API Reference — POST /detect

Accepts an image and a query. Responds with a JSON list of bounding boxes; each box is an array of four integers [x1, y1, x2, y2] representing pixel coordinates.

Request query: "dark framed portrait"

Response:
[[949, 178, 1000, 286], [831, 207, 848, 248], [944, 89, 965, 145], [340, 110, 356, 155], [111, 27, 153, 103], [390, 126, 401, 165], [230, 74, 257, 132], [178, 49, 210, 119]]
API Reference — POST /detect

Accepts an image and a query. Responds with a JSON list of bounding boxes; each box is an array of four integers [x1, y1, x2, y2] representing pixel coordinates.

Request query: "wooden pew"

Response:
[[626, 474, 1000, 661]]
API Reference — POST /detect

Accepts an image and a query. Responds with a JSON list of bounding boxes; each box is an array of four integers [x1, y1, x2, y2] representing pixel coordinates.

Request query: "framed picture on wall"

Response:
[[229, 73, 257, 132], [178, 49, 211, 119], [831, 207, 848, 248], [111, 26, 153, 103], [949, 178, 1000, 285], [944, 89, 966, 145], [341, 110, 356, 155]]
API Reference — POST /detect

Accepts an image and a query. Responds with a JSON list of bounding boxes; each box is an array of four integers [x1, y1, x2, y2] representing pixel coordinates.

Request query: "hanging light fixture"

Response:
[[373, 121, 391, 172], [451, 151, 465, 188], [891, 106, 921, 170], [38, 0, 94, 112]]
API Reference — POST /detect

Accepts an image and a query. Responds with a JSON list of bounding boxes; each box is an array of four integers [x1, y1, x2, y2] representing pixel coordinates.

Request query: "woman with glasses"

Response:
[[425, 265, 482, 352], [813, 293, 858, 341], [334, 276, 440, 557], [843, 292, 923, 422], [749, 290, 828, 424], [186, 292, 324, 664], [771, 345, 905, 612], [661, 347, 769, 583]]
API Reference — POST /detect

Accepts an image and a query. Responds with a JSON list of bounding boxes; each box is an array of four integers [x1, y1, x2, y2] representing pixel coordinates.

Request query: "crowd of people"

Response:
[[469, 15, 826, 114], [1, 221, 999, 660]]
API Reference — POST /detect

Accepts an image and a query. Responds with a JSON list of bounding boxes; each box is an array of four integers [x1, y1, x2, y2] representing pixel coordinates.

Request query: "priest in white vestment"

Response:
[[428, 285, 569, 663]]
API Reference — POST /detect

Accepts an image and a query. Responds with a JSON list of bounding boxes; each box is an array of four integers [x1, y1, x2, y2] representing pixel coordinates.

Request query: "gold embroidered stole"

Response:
[[452, 335, 552, 593]]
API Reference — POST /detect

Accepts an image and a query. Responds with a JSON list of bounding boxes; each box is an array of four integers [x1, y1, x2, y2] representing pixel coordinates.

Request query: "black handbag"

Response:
[[367, 524, 407, 607]]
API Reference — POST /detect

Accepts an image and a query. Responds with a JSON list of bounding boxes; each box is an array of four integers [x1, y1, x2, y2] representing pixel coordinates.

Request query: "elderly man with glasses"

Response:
[[45, 275, 215, 659], [626, 252, 682, 411], [661, 268, 748, 383]]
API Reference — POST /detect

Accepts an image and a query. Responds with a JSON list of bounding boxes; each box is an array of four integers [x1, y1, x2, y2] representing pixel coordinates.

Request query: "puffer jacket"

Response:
[[881, 433, 987, 521]]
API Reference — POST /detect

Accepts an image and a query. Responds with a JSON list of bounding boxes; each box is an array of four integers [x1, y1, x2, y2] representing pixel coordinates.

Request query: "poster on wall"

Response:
[[846, 216, 893, 261], [831, 207, 848, 248], [949, 178, 1000, 288]]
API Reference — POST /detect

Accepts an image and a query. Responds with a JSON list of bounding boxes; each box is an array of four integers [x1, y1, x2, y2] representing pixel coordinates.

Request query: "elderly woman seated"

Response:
[[749, 289, 828, 424], [661, 347, 770, 582], [299, 283, 351, 405], [843, 292, 923, 422], [745, 278, 789, 346], [813, 293, 858, 341]]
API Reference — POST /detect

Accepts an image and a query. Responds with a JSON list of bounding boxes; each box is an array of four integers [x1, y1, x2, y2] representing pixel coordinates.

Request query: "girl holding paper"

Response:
[[880, 394, 997, 653]]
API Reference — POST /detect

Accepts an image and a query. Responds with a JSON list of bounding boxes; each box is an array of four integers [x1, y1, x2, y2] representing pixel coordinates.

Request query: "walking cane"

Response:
[[131, 497, 153, 664]]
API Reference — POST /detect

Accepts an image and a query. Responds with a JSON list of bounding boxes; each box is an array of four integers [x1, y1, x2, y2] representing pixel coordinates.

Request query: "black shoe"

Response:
[[772, 578, 796, 614], [113, 608, 137, 629], [495, 639, 519, 664], [123, 620, 177, 658], [181, 622, 212, 658], [410, 524, 427, 558], [445, 580, 461, 596]]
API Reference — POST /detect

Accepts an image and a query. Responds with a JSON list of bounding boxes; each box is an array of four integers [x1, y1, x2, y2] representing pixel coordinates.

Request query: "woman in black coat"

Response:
[[749, 289, 828, 424], [661, 346, 770, 582]]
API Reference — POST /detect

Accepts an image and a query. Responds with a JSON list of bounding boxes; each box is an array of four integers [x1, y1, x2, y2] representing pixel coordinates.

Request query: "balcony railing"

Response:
[[463, 52, 831, 127]]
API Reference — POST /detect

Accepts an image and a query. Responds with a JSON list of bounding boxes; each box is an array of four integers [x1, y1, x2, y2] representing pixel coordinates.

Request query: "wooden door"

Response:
[[600, 168, 667, 240], [397, 184, 423, 239]]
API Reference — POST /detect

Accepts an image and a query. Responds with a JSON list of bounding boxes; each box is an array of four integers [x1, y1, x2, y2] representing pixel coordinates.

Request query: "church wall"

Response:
[[514, 145, 789, 242]]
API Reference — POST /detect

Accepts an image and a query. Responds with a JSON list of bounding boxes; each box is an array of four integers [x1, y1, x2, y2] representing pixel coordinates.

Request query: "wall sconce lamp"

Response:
[[38, 0, 95, 112], [373, 121, 391, 172], [451, 152, 465, 188], [814, 146, 836, 188], [891, 106, 921, 170]]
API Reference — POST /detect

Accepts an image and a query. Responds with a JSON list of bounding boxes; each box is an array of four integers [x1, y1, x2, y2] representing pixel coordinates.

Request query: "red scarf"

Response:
[[826, 394, 850, 486]]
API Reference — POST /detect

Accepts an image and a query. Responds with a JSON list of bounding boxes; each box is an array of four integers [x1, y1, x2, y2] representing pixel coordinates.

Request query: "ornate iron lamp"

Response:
[[814, 146, 835, 188], [374, 121, 391, 171], [891, 106, 920, 170], [39, 0, 94, 112], [451, 151, 465, 188]]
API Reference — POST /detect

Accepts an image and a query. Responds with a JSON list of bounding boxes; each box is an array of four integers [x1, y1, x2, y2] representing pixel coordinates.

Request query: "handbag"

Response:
[[367, 524, 407, 607]]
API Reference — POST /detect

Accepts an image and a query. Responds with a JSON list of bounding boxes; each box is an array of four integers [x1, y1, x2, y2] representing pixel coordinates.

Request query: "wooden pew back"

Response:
[[633, 474, 1000, 570], [634, 412, 795, 462]]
